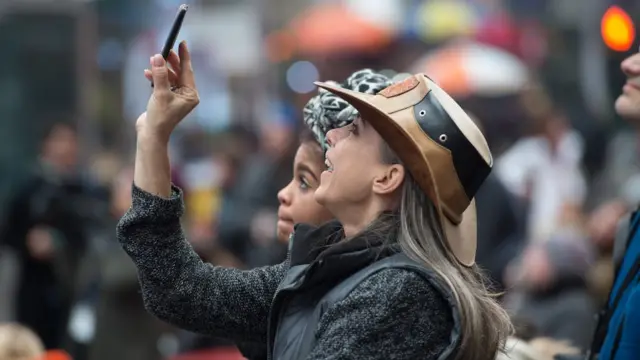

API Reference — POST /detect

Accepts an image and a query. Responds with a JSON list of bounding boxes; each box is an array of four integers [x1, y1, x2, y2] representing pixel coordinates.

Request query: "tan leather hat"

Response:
[[315, 74, 493, 267]]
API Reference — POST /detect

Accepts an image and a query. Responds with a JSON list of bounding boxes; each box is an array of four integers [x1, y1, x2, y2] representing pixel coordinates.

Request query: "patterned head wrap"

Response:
[[303, 69, 393, 151]]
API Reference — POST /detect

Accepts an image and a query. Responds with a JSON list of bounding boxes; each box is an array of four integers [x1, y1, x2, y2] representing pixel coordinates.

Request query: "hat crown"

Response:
[[370, 74, 492, 219]]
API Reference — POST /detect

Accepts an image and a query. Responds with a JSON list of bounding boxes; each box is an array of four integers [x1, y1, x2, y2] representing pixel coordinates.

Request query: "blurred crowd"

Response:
[[1, 0, 639, 359]]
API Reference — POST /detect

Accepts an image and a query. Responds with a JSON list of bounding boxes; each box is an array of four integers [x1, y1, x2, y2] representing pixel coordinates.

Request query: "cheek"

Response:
[[343, 145, 380, 175], [291, 192, 332, 225]]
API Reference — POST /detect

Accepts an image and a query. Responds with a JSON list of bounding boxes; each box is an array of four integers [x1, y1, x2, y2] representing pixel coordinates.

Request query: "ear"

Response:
[[372, 164, 405, 195]]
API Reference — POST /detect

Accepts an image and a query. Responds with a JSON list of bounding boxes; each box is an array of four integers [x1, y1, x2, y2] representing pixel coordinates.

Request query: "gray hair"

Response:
[[379, 143, 514, 360]]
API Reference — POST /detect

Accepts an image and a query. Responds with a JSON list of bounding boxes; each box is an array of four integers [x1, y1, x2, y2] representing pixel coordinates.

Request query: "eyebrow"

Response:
[[296, 163, 319, 181]]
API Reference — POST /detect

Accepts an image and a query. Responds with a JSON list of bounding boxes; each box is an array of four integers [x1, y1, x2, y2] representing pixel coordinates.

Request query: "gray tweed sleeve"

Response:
[[116, 184, 287, 343], [306, 269, 453, 360]]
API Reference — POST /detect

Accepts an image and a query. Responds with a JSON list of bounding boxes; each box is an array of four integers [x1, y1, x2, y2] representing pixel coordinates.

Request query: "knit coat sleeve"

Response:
[[116, 184, 287, 343], [305, 268, 454, 360]]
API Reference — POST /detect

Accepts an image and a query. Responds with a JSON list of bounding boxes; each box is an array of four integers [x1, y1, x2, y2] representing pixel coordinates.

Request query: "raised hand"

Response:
[[137, 40, 199, 142]]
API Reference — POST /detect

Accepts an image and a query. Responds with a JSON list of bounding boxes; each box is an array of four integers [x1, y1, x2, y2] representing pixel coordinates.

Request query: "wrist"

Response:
[[136, 126, 170, 147]]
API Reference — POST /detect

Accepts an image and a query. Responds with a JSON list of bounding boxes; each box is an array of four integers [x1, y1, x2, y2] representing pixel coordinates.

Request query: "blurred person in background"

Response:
[[87, 165, 168, 360], [124, 47, 511, 359], [215, 113, 297, 268], [495, 316, 581, 360], [503, 225, 596, 350], [0, 122, 96, 349], [494, 101, 597, 349], [0, 323, 44, 360], [467, 113, 527, 293], [496, 106, 588, 244]]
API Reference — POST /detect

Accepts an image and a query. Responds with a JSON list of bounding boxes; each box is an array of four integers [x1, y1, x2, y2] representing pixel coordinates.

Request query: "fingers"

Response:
[[167, 49, 182, 75], [178, 41, 196, 89], [145, 68, 179, 85], [150, 54, 171, 98]]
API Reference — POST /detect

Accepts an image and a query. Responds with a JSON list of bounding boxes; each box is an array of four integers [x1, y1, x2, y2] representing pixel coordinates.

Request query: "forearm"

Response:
[[134, 129, 172, 198], [116, 185, 285, 342]]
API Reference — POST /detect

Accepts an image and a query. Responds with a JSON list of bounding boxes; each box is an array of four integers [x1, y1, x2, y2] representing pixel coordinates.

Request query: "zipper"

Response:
[[267, 250, 292, 360], [267, 252, 316, 360]]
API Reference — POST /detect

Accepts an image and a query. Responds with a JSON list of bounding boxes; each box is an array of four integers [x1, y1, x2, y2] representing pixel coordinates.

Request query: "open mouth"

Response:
[[325, 158, 333, 172]]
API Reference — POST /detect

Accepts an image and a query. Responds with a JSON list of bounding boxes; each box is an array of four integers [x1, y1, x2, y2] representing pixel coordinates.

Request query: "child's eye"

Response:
[[299, 176, 310, 190]]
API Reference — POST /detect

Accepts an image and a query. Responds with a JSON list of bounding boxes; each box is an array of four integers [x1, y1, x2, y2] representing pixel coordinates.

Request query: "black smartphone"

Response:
[[152, 4, 188, 87]]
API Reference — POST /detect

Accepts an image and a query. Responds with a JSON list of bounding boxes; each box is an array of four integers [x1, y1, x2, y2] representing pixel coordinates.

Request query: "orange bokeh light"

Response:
[[265, 30, 296, 63], [601, 6, 635, 52]]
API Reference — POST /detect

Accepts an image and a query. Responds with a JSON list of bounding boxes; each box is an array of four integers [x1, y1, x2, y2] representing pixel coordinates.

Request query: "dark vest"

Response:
[[264, 221, 461, 360]]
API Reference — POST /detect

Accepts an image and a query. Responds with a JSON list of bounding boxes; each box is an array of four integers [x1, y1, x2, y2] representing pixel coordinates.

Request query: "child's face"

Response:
[[276, 142, 333, 242]]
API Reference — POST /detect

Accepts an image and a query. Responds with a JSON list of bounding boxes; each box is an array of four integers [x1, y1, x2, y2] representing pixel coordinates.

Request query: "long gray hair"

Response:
[[375, 143, 514, 360]]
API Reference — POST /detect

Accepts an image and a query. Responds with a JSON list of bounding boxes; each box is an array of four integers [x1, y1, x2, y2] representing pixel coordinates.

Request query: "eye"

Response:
[[439, 134, 448, 142], [419, 110, 426, 117], [298, 175, 311, 190]]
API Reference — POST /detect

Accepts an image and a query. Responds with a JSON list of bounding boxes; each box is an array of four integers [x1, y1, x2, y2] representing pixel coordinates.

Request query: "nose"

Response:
[[325, 127, 348, 147], [621, 53, 640, 77], [326, 128, 337, 147], [277, 181, 293, 206]]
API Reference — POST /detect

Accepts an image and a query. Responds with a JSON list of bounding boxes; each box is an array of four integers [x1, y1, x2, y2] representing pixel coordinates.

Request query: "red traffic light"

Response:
[[601, 6, 635, 52]]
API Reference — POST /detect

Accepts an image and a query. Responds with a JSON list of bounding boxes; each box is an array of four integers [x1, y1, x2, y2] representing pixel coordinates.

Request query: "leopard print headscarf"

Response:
[[303, 69, 392, 151]]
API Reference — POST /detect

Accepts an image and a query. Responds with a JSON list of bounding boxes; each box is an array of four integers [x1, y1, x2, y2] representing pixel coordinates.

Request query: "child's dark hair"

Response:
[[298, 128, 324, 162], [299, 128, 318, 146]]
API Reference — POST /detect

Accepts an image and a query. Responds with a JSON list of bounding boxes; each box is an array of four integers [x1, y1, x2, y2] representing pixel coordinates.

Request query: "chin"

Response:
[[314, 186, 328, 206], [615, 94, 640, 121], [276, 230, 289, 244]]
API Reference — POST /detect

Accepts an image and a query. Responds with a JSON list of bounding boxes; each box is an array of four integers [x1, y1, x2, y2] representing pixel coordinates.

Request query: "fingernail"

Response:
[[152, 54, 164, 67]]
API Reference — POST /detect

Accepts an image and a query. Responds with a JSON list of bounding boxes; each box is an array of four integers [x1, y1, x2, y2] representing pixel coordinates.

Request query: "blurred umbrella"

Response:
[[289, 3, 394, 56], [414, 0, 479, 42], [410, 41, 529, 97]]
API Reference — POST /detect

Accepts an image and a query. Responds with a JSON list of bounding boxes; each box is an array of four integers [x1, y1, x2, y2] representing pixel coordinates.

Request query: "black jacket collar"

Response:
[[288, 219, 399, 287]]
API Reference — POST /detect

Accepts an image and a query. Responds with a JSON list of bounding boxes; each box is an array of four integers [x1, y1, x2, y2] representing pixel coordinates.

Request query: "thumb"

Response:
[[151, 54, 171, 97]]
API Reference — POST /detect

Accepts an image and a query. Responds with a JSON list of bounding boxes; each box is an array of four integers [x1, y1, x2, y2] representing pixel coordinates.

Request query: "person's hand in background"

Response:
[[587, 200, 627, 250], [504, 245, 553, 291], [26, 226, 55, 261], [521, 246, 553, 290]]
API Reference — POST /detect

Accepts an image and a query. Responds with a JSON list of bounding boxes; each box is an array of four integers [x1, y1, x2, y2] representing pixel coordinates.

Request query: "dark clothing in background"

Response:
[[516, 287, 596, 349], [0, 167, 91, 349], [88, 219, 166, 360], [117, 185, 458, 359], [507, 237, 596, 350], [217, 154, 291, 267], [475, 172, 526, 291]]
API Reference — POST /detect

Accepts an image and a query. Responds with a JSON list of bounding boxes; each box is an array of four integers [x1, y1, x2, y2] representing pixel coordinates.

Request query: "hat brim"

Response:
[[314, 81, 477, 267]]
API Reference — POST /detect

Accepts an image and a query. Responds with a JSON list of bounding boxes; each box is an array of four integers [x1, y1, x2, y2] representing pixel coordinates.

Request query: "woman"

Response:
[[121, 43, 512, 359]]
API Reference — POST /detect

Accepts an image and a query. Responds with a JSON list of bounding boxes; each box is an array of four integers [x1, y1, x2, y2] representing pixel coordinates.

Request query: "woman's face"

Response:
[[315, 117, 404, 213], [276, 142, 333, 242]]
